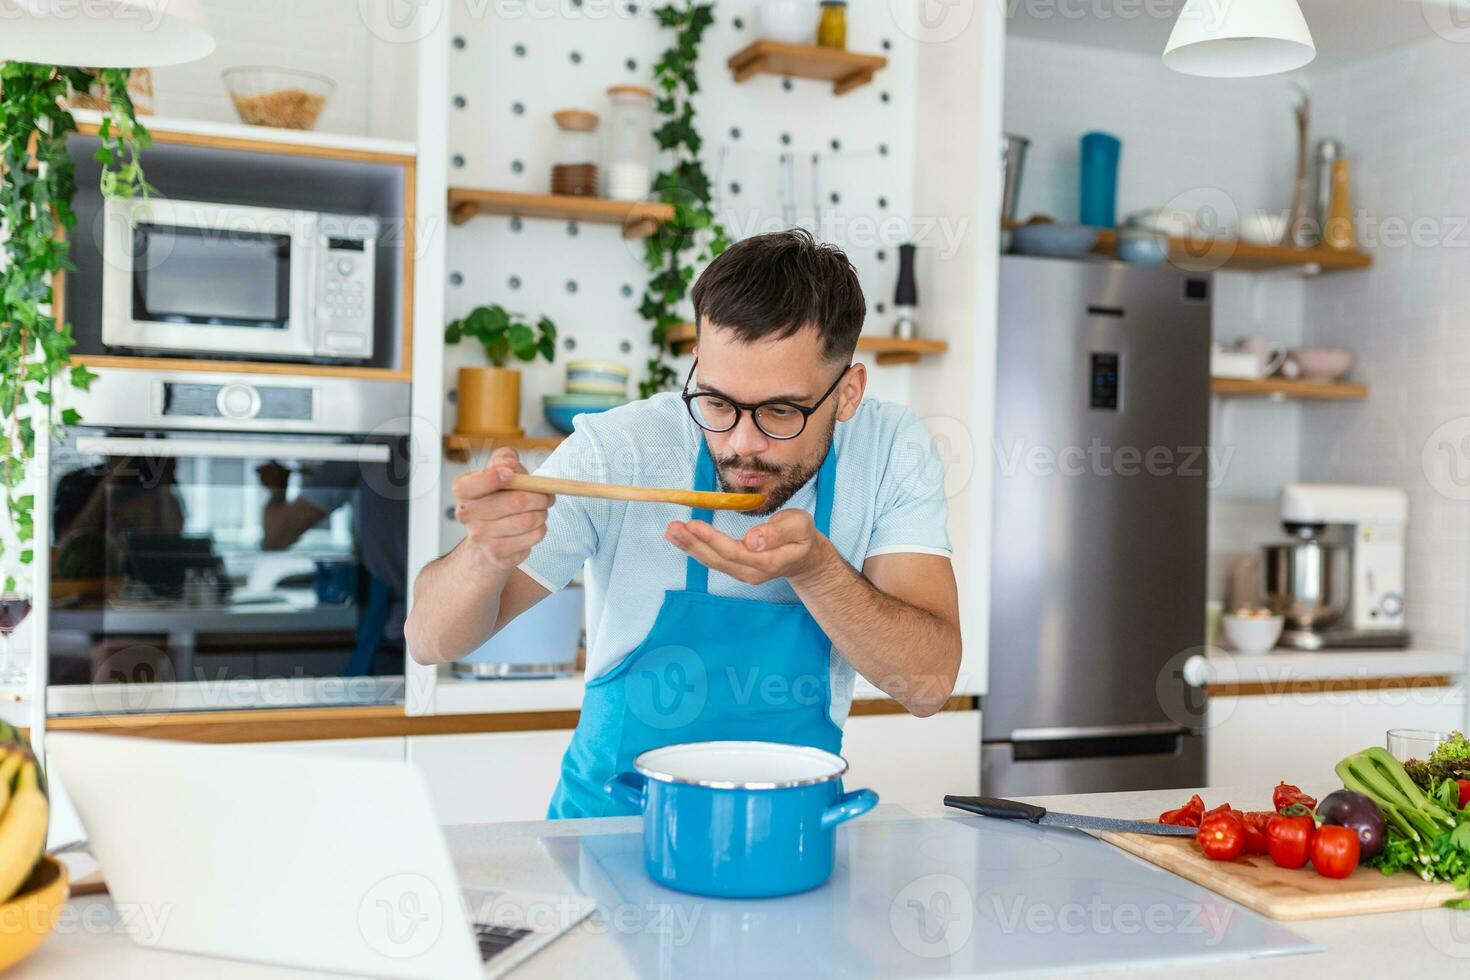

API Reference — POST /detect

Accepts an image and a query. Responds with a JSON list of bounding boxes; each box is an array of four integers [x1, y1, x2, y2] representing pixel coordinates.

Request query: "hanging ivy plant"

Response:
[[0, 65, 150, 593], [639, 0, 730, 399]]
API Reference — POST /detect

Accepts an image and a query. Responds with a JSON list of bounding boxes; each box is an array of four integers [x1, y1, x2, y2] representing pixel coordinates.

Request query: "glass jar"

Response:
[[817, 0, 847, 50], [603, 85, 654, 202], [551, 108, 599, 197]]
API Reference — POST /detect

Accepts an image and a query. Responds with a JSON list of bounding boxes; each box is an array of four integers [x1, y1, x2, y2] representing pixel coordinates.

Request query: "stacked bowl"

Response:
[[544, 361, 629, 434]]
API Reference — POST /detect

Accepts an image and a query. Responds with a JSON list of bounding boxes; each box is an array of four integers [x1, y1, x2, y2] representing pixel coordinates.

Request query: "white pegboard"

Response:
[[442, 6, 923, 544]]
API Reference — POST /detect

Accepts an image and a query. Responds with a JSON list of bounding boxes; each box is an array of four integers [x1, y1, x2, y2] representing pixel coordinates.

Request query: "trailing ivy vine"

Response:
[[0, 65, 149, 593], [639, 0, 730, 398]]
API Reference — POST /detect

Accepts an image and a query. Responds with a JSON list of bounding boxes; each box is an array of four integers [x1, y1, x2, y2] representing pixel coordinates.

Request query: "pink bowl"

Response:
[[1287, 347, 1354, 381]]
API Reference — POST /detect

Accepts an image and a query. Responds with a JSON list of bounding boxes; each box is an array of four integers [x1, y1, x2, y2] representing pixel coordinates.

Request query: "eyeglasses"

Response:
[[681, 359, 851, 441]]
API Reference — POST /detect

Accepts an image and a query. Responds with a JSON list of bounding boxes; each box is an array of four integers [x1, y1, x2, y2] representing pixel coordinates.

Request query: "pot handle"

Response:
[[604, 771, 648, 811], [821, 788, 879, 830]]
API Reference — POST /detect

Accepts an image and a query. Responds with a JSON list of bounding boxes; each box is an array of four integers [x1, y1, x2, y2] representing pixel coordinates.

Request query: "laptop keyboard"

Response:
[[474, 923, 532, 963]]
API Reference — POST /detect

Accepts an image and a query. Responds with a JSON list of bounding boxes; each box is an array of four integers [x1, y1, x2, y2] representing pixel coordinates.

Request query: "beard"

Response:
[[712, 414, 836, 515]]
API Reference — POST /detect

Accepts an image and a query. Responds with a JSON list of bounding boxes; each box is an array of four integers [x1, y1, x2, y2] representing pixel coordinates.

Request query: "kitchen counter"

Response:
[[16, 783, 1469, 978], [1188, 647, 1465, 695]]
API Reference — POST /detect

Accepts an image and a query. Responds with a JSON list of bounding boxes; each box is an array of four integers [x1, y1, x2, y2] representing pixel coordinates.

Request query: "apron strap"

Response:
[[685, 440, 838, 593]]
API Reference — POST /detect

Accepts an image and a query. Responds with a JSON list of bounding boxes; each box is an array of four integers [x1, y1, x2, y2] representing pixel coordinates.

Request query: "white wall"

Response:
[[1299, 36, 1470, 655]]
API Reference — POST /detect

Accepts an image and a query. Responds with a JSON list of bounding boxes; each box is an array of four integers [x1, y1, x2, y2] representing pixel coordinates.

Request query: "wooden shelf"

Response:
[[447, 188, 674, 238], [1211, 377, 1368, 401], [665, 323, 946, 365], [728, 40, 887, 95], [74, 355, 410, 382], [444, 433, 565, 463], [1092, 229, 1372, 273], [71, 108, 416, 165]]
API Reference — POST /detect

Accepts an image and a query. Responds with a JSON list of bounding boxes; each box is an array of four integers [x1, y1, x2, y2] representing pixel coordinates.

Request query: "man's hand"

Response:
[[665, 509, 832, 586], [451, 448, 554, 571]]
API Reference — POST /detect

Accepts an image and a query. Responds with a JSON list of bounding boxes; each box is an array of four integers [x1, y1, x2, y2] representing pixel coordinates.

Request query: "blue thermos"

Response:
[[1079, 132, 1121, 228]]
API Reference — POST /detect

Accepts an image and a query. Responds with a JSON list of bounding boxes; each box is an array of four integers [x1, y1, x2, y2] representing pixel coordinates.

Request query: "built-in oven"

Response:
[[45, 367, 412, 715], [102, 197, 378, 363]]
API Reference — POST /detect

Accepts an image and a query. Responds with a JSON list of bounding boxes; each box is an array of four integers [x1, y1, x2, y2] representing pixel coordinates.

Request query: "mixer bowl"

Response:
[[1262, 539, 1351, 629]]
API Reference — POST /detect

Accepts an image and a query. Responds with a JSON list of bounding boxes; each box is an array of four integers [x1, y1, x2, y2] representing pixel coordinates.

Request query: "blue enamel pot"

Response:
[[604, 741, 878, 899]]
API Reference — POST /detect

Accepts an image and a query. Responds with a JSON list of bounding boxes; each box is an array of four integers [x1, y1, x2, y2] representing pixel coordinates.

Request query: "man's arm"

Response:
[[404, 449, 553, 665], [665, 512, 961, 716]]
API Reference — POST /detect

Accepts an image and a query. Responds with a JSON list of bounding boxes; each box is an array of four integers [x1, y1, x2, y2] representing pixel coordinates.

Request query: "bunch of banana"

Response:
[[0, 743, 48, 905]]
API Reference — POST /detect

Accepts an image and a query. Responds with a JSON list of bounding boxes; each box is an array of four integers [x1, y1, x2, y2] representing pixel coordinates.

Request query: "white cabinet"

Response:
[[1207, 684, 1467, 787], [244, 737, 407, 761], [407, 730, 574, 825], [841, 709, 980, 807]]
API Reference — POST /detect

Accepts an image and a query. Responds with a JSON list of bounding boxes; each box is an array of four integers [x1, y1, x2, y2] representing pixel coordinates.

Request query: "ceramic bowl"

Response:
[[0, 857, 69, 973], [754, 0, 821, 44], [566, 360, 630, 396], [1285, 347, 1354, 381], [1116, 229, 1168, 266], [1221, 613, 1285, 654], [543, 393, 627, 435], [1011, 223, 1099, 258], [1238, 212, 1289, 246]]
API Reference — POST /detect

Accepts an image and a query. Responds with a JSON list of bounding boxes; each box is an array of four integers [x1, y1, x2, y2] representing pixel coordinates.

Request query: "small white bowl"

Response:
[[1221, 613, 1285, 654], [755, 0, 821, 44]]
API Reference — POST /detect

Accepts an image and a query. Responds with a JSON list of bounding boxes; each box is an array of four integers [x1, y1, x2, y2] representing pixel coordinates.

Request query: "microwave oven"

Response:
[[102, 197, 378, 362]]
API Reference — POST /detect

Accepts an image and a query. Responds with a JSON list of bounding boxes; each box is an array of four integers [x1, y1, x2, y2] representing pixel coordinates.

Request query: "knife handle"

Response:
[[943, 795, 1048, 823]]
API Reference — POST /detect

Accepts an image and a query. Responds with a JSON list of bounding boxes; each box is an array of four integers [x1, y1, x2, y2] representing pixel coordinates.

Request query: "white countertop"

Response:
[[16, 782, 1470, 978], [1187, 647, 1466, 688]]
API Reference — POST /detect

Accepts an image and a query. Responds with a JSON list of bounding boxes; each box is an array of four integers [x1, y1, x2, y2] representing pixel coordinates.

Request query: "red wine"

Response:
[[0, 597, 30, 635]]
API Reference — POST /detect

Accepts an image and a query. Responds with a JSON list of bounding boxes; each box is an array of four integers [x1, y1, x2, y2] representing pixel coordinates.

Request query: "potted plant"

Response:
[[1, 66, 149, 598], [445, 305, 557, 437]]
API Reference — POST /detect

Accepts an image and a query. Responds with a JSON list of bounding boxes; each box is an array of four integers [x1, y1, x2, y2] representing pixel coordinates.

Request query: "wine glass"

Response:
[[0, 593, 31, 685]]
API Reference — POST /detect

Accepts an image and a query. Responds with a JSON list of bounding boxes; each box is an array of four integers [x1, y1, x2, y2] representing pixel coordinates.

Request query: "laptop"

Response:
[[46, 733, 594, 979]]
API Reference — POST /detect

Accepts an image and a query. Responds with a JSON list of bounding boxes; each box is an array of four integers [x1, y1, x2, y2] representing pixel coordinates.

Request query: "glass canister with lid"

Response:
[[551, 108, 600, 197], [603, 85, 654, 202]]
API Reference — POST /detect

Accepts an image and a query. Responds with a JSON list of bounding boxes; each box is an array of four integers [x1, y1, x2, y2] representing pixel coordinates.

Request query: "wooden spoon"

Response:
[[505, 474, 765, 511]]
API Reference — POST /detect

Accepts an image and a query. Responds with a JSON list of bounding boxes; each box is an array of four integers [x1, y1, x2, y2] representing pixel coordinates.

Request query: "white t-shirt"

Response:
[[520, 392, 951, 725]]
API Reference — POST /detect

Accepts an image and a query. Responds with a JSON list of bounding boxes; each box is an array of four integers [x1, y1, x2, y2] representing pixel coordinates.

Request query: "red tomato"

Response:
[[1239, 811, 1274, 856], [1198, 811, 1245, 861], [1160, 793, 1206, 828], [1457, 779, 1470, 810], [1309, 824, 1361, 879], [1203, 802, 1233, 821], [1266, 813, 1315, 869], [1272, 782, 1317, 813]]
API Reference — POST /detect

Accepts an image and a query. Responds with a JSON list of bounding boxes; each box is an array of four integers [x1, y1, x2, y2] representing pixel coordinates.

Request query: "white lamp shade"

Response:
[[1163, 0, 1315, 78], [0, 0, 215, 68]]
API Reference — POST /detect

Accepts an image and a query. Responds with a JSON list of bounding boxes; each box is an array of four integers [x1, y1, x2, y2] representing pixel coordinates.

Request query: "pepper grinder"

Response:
[[892, 243, 918, 340]]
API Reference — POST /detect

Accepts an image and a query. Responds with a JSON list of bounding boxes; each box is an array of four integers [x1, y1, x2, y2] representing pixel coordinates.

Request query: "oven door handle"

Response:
[[75, 436, 390, 463]]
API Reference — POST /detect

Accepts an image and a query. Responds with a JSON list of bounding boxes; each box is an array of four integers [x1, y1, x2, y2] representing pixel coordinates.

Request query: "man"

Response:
[[407, 229, 961, 818]]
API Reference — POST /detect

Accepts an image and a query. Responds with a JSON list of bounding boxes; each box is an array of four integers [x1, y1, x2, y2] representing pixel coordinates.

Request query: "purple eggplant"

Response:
[[1317, 788, 1386, 859]]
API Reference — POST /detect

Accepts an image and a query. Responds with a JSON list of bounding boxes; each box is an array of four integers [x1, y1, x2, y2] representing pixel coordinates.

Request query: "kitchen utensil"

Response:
[[542, 393, 627, 435], [1286, 89, 1313, 247], [1239, 211, 1288, 245], [1323, 157, 1356, 249], [1011, 222, 1099, 257], [1001, 134, 1029, 224], [943, 795, 1198, 836], [1079, 131, 1121, 228], [755, 0, 821, 44], [1386, 728, 1450, 763], [455, 584, 582, 679], [505, 474, 764, 511], [565, 360, 629, 396], [223, 66, 334, 130], [1220, 612, 1285, 653], [891, 243, 917, 338], [605, 741, 878, 898], [1280, 346, 1353, 380], [1313, 138, 1341, 244], [1115, 228, 1167, 265], [1263, 538, 1350, 629], [1102, 830, 1460, 920]]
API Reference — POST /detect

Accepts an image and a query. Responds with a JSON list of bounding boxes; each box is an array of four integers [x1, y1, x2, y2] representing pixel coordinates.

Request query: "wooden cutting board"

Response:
[[1101, 831, 1463, 920]]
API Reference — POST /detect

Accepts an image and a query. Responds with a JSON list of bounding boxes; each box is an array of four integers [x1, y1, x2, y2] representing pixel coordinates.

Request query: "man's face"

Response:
[[689, 323, 866, 514]]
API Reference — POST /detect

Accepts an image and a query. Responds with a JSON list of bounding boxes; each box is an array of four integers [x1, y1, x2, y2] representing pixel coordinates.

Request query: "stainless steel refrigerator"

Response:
[[983, 255, 1210, 796]]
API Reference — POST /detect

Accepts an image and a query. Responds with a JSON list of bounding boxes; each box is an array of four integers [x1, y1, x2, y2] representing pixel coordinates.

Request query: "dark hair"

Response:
[[690, 229, 865, 362]]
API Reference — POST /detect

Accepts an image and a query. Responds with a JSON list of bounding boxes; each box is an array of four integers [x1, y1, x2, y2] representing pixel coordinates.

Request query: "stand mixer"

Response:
[[1263, 484, 1410, 650]]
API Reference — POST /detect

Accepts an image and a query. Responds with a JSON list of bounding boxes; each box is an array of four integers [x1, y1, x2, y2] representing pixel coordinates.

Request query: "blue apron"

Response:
[[547, 441, 844, 818]]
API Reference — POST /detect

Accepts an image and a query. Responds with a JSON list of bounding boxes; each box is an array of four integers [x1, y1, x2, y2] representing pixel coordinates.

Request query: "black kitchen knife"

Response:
[[944, 795, 1198, 836]]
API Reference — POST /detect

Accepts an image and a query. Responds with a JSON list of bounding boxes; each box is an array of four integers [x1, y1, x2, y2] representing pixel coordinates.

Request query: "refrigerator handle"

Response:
[[1009, 729, 1185, 763]]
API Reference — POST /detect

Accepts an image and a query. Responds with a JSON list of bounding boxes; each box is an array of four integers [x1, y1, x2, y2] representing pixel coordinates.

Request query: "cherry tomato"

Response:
[[1198, 811, 1245, 861], [1273, 782, 1317, 813], [1457, 779, 1470, 810], [1239, 811, 1274, 856], [1266, 813, 1315, 869], [1309, 824, 1361, 879], [1160, 793, 1206, 828]]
